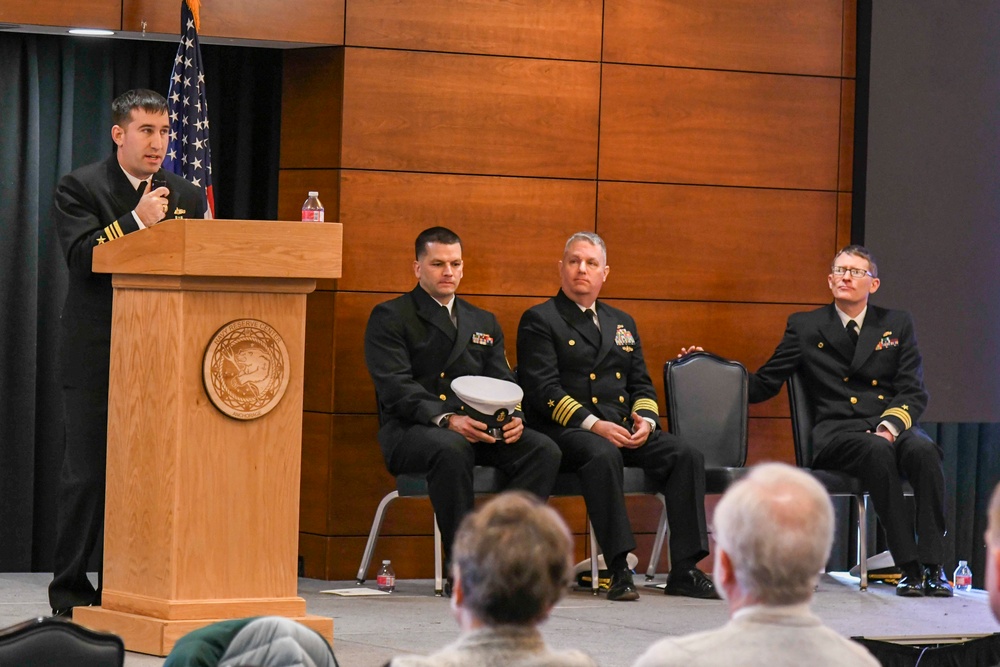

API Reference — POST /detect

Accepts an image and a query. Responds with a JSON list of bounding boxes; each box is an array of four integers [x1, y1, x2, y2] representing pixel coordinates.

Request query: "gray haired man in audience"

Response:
[[633, 463, 879, 667], [387, 491, 596, 667]]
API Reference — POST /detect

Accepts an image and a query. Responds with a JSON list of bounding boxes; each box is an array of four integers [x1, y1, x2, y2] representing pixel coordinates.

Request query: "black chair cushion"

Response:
[[0, 617, 125, 667]]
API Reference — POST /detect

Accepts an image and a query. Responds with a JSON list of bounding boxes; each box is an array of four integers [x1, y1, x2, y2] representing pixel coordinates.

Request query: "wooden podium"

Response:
[[74, 219, 341, 656]]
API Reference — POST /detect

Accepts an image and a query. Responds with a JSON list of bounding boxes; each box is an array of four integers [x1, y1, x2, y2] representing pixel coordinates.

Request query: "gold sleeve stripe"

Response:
[[552, 396, 584, 426], [632, 398, 659, 414], [514, 402, 522, 412], [881, 407, 912, 430], [102, 220, 125, 241]]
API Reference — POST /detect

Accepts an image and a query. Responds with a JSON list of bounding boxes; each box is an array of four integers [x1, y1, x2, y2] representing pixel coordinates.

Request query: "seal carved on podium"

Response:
[[203, 318, 290, 420]]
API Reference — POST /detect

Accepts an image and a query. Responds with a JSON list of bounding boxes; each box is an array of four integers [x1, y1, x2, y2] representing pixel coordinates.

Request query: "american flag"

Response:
[[163, 0, 215, 216]]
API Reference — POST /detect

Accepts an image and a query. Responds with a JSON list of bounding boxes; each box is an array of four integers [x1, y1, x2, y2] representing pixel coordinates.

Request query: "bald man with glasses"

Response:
[[724, 245, 950, 598]]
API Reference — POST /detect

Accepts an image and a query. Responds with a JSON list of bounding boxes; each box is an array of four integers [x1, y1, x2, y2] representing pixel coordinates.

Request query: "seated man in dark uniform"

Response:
[[739, 245, 951, 597], [517, 231, 717, 602], [364, 227, 561, 592]]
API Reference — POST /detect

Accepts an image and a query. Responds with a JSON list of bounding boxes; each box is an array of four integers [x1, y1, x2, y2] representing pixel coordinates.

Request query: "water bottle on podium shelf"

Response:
[[301, 191, 324, 222], [377, 559, 396, 593], [954, 560, 972, 591]]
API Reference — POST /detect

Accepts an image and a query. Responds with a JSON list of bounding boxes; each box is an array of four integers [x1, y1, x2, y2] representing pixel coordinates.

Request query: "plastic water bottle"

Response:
[[954, 560, 972, 591], [301, 191, 324, 222], [376, 559, 396, 592]]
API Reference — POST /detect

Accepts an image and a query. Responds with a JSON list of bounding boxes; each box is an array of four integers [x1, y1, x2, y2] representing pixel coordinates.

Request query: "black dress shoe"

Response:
[[896, 572, 925, 597], [923, 565, 954, 598], [606, 567, 640, 601], [51, 607, 73, 619], [665, 568, 721, 599], [442, 578, 453, 598]]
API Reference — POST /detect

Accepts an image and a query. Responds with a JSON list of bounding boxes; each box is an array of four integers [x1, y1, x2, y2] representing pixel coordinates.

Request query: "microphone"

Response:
[[151, 172, 167, 192], [151, 172, 170, 217]]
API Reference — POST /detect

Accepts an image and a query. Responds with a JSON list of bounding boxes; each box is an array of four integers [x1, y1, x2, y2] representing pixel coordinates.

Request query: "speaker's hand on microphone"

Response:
[[135, 181, 171, 227]]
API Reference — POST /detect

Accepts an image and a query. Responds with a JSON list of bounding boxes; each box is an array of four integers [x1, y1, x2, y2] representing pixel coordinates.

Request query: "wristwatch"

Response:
[[440, 414, 452, 429]]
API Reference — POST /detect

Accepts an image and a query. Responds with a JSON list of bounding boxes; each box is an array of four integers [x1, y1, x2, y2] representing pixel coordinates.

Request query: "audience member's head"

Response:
[[450, 491, 573, 629], [712, 463, 834, 611], [986, 482, 1000, 621]]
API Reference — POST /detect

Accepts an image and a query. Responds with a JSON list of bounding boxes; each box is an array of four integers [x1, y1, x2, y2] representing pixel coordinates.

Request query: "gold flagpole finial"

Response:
[[185, 0, 202, 33]]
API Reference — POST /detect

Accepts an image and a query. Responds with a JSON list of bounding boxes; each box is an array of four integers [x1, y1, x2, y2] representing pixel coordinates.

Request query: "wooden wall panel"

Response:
[[303, 291, 335, 413], [603, 0, 844, 76], [278, 0, 859, 578], [300, 411, 333, 534], [122, 0, 344, 44], [345, 0, 603, 61], [597, 182, 837, 303], [277, 170, 341, 224], [332, 171, 595, 294], [327, 292, 382, 415], [837, 193, 853, 251], [281, 49, 344, 170], [839, 79, 857, 191], [599, 64, 842, 190], [842, 0, 858, 78], [0, 0, 120, 29], [341, 49, 601, 178], [748, 417, 795, 465]]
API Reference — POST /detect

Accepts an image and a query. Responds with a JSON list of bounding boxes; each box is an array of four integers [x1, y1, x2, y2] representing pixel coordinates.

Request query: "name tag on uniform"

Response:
[[472, 332, 494, 346]]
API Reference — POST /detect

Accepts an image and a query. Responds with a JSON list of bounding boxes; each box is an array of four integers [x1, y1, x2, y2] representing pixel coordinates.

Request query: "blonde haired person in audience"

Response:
[[387, 491, 596, 667]]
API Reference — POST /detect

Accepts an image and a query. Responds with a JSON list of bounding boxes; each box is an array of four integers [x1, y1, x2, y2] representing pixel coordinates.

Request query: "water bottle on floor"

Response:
[[954, 560, 972, 591], [377, 560, 396, 593]]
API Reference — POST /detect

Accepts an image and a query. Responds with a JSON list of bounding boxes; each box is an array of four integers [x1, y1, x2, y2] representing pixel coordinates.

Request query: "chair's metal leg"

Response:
[[588, 520, 600, 595], [857, 495, 868, 591], [646, 496, 669, 580], [434, 514, 444, 596], [357, 491, 399, 583]]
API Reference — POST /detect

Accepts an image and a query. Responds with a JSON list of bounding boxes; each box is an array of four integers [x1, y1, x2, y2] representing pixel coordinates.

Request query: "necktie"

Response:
[[136, 180, 148, 194], [846, 320, 859, 346], [585, 308, 600, 333], [443, 305, 456, 330]]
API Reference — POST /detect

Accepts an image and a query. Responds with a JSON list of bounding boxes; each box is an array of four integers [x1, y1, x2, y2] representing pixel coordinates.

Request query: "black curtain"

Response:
[[0, 32, 281, 571]]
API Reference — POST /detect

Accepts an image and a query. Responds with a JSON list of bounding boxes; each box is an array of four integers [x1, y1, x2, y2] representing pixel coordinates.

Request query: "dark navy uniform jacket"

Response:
[[365, 285, 520, 430], [748, 302, 928, 449], [517, 290, 660, 434]]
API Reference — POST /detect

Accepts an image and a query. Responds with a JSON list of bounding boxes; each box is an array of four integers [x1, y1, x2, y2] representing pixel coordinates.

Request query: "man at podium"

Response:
[[364, 227, 561, 593], [49, 89, 207, 617]]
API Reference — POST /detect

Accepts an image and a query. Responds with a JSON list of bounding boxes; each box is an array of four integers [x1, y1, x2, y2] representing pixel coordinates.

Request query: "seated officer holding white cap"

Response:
[[364, 227, 561, 594]]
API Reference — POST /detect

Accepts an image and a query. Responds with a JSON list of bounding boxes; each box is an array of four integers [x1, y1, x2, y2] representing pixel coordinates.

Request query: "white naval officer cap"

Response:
[[450, 375, 522, 430]]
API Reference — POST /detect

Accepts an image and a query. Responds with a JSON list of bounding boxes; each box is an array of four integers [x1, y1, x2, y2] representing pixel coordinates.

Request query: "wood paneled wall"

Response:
[[1, 0, 345, 44], [280, 0, 858, 580]]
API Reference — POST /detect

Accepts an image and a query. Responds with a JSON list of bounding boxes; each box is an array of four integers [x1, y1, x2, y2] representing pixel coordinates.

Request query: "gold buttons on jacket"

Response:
[[843, 377, 849, 382], [616, 372, 621, 379], [592, 397, 598, 404], [440, 373, 446, 378], [818, 342, 824, 348], [878, 395, 884, 400], [569, 340, 576, 346], [619, 396, 625, 403], [590, 373, 596, 380], [850, 397, 858, 404], [872, 380, 878, 386], [439, 394, 447, 401]]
